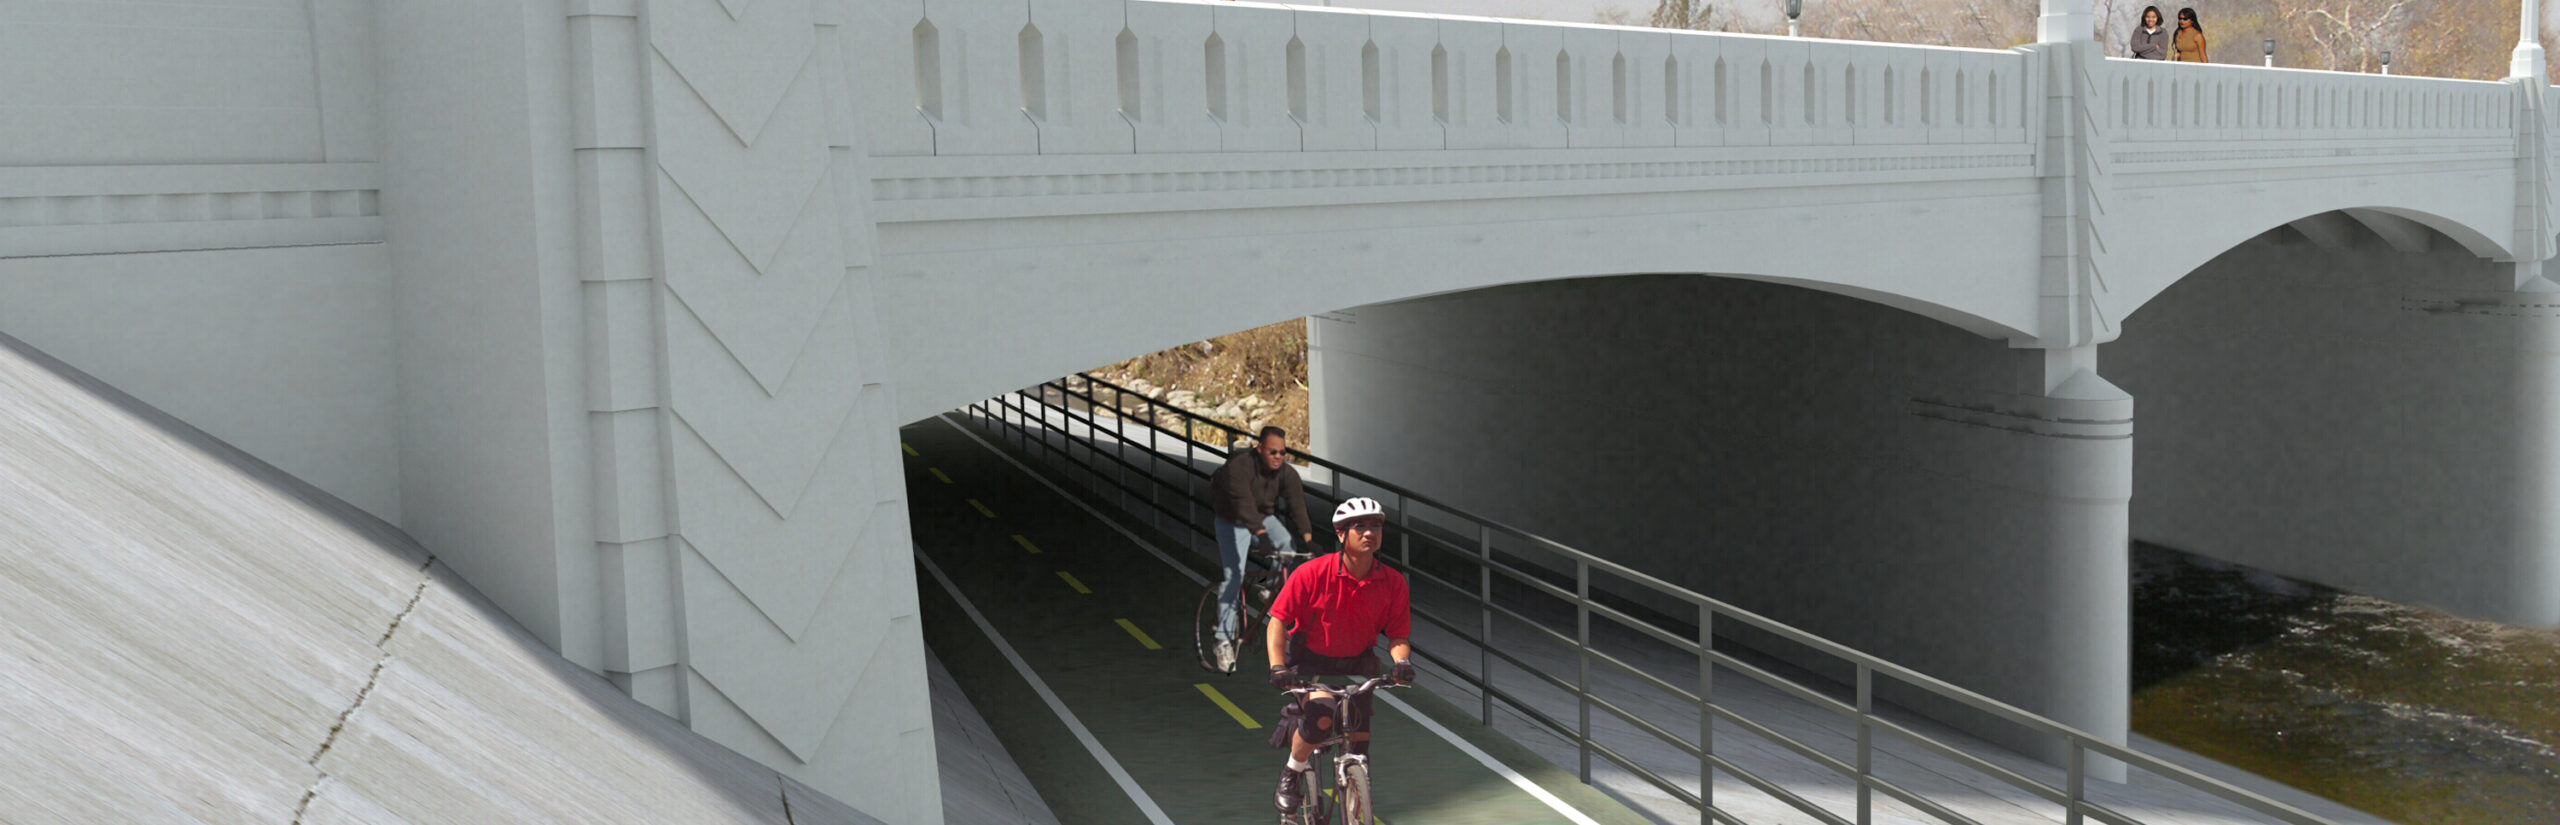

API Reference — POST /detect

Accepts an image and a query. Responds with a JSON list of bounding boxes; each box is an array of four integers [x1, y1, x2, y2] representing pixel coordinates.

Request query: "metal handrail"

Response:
[[966, 374, 2342, 825]]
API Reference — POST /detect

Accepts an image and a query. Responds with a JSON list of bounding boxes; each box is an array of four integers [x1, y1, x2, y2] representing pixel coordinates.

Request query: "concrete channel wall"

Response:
[[1308, 273, 2134, 767], [2114, 231, 2560, 627]]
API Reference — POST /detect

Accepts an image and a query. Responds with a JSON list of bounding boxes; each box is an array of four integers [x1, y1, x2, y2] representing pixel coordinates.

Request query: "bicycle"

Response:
[[1193, 531, 1315, 674], [1279, 675, 1408, 825]]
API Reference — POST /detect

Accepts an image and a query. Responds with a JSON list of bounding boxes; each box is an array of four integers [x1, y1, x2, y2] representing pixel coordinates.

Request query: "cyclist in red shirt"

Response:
[[1265, 496, 1415, 815]]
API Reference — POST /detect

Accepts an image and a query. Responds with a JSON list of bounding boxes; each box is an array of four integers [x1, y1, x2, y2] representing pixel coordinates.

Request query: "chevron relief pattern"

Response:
[[660, 273, 866, 517], [2036, 44, 2120, 347], [676, 497, 909, 759], [646, 0, 896, 769], [653, 0, 814, 145], [663, 365, 884, 639], [660, 170, 847, 396], [2072, 49, 2120, 340], [654, 51, 832, 276]]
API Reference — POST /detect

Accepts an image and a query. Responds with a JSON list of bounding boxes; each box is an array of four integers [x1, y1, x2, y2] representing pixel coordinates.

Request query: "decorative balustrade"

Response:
[[836, 0, 2545, 229], [849, 0, 2035, 158], [2101, 58, 2515, 145]]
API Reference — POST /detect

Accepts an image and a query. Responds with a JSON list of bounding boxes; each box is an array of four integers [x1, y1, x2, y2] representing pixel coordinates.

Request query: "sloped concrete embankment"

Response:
[[0, 330, 881, 824]]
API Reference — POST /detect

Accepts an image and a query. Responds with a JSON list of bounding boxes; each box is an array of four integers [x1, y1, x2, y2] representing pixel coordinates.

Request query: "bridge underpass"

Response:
[[18, 1, 2560, 818], [900, 416, 1647, 825], [910, 384, 2391, 825]]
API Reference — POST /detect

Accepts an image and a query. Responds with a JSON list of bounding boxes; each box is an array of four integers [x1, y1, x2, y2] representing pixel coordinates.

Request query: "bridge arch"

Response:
[[879, 194, 2043, 423], [2111, 197, 2515, 326], [2103, 213, 2560, 628]]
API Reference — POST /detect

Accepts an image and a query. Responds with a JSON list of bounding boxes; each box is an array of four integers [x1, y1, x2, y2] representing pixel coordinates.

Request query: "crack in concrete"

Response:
[[289, 560, 434, 824]]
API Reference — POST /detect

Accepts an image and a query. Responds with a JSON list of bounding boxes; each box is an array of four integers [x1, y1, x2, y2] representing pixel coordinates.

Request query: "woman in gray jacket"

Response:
[[2129, 6, 2170, 60]]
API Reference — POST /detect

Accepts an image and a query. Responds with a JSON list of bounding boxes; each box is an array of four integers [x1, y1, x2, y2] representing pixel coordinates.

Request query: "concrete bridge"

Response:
[[5, 0, 2559, 820]]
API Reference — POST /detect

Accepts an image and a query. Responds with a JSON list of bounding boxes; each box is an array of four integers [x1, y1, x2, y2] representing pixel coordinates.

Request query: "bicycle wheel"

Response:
[[1192, 585, 1233, 674], [1337, 758, 1373, 825]]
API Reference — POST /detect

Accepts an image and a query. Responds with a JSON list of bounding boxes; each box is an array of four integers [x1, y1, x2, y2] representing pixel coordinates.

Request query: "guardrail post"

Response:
[[2066, 740, 2086, 825], [1577, 559, 1592, 784], [1032, 385, 1050, 463], [1395, 493, 1410, 569], [1014, 392, 1027, 450], [1178, 405, 1196, 553], [1478, 523, 1494, 726], [1856, 665, 1873, 825], [1141, 395, 1161, 515], [1109, 383, 1127, 509], [1698, 603, 1714, 822]]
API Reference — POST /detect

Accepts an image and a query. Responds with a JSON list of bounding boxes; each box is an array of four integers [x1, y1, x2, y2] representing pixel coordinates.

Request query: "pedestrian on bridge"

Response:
[[2130, 7, 2170, 60], [1209, 426, 1315, 670], [2173, 8, 2208, 63]]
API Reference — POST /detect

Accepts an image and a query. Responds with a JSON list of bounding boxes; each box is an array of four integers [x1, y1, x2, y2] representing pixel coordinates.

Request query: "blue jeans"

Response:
[[1214, 514, 1295, 642]]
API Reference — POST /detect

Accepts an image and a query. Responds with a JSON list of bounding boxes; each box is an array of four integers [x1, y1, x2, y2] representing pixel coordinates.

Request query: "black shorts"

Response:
[[1268, 641, 1380, 748]]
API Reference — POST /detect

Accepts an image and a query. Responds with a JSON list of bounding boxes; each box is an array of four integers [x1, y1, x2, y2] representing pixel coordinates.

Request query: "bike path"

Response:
[[902, 416, 1656, 825]]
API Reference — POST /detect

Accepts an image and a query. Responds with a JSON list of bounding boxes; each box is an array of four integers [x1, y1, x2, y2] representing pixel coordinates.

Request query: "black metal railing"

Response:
[[960, 373, 2340, 825]]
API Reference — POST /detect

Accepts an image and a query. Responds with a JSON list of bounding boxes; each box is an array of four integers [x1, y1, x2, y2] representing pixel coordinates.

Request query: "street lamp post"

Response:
[[2037, 0, 2091, 44], [2518, 0, 2546, 80], [1785, 0, 1803, 37], [2263, 39, 2275, 68], [2380, 50, 2392, 75]]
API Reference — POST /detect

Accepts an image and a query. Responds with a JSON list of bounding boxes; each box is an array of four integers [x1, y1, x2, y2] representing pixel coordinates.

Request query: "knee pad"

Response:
[[1300, 695, 1340, 735]]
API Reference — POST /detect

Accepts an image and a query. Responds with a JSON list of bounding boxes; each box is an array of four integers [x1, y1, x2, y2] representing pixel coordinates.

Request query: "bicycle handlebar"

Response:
[[1279, 675, 1408, 697]]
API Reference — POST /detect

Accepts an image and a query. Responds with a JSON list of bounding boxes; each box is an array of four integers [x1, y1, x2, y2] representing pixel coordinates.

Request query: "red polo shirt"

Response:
[[1268, 551, 1411, 659]]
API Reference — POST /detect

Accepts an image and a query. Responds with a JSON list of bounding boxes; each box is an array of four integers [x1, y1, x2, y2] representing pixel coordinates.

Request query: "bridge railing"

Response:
[[962, 372, 2345, 825], [853, 0, 2032, 158], [2100, 57, 2516, 144]]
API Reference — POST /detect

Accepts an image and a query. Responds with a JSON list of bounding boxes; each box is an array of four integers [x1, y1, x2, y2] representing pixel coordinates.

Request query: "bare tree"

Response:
[[1625, 0, 1763, 33], [2282, 0, 2418, 72], [1803, 0, 2031, 48], [2396, 0, 2558, 79]]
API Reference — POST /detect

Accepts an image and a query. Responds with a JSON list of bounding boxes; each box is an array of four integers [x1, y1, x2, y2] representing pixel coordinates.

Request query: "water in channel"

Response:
[[2129, 543, 2560, 825]]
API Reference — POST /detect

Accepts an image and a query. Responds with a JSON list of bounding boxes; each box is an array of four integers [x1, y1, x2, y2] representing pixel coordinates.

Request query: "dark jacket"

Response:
[[2129, 26, 2170, 60], [1208, 448, 1312, 538]]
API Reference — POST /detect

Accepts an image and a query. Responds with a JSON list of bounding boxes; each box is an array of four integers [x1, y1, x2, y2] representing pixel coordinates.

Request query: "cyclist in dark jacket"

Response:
[[1206, 426, 1314, 670]]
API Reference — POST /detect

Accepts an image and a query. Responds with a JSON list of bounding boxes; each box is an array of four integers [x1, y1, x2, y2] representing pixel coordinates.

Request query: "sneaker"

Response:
[[1214, 638, 1239, 672], [1275, 766, 1307, 814]]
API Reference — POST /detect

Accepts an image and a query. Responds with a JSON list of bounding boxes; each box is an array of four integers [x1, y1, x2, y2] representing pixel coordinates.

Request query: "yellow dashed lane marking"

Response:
[[1012, 534, 1042, 554], [1196, 684, 1262, 729], [929, 467, 953, 484], [1055, 571, 1092, 594], [901, 442, 919, 457], [1115, 618, 1162, 650], [968, 498, 995, 518]]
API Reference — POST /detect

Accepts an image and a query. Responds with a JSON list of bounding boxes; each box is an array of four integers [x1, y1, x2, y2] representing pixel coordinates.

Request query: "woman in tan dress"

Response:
[[2172, 8, 2208, 62]]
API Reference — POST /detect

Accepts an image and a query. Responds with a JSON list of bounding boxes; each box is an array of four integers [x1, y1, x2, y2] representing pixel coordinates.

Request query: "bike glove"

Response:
[[1391, 659, 1416, 684], [1269, 665, 1298, 690]]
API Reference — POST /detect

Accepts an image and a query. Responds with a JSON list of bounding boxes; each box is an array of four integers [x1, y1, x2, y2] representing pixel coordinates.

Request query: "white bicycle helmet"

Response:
[[1331, 497, 1385, 526]]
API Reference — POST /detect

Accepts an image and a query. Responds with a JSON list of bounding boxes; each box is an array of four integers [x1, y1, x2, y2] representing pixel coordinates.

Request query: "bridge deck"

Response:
[[903, 419, 1655, 825]]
